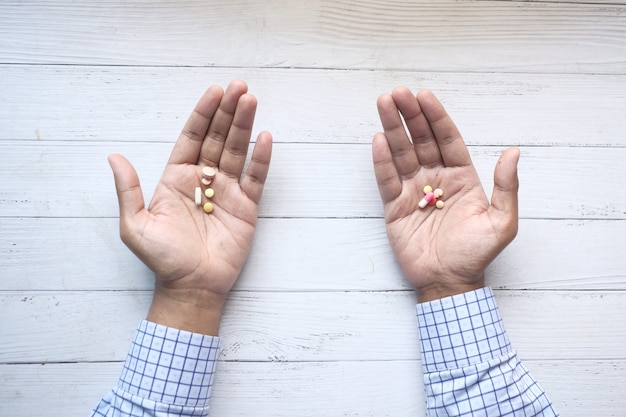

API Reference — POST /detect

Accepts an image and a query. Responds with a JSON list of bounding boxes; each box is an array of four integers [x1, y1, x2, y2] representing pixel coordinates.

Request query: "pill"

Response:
[[436, 200, 445, 209], [202, 167, 216, 178], [203, 202, 214, 213], [418, 192, 435, 208], [423, 185, 433, 194], [204, 188, 215, 198], [428, 198, 437, 206], [194, 187, 202, 206], [201, 178, 212, 186], [434, 188, 443, 198]]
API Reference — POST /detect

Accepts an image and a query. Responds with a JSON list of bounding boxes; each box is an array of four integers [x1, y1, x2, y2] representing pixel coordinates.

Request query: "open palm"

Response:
[[109, 81, 272, 303], [373, 88, 519, 302]]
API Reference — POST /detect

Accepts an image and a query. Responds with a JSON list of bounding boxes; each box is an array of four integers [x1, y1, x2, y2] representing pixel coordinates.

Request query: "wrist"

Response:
[[415, 277, 486, 303], [147, 284, 227, 336]]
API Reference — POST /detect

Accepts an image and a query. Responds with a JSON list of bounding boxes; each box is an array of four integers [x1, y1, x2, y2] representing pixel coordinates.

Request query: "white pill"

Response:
[[202, 167, 216, 178], [194, 187, 202, 206]]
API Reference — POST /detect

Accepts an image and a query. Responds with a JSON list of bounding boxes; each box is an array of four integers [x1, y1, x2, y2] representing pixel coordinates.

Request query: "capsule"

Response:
[[418, 192, 435, 208], [194, 187, 202, 206]]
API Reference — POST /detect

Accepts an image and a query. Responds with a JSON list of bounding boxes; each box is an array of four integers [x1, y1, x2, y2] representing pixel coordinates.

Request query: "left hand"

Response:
[[108, 80, 272, 334]]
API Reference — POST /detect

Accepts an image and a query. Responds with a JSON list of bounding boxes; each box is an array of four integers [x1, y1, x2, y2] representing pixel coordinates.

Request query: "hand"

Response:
[[372, 88, 519, 303], [108, 80, 272, 334]]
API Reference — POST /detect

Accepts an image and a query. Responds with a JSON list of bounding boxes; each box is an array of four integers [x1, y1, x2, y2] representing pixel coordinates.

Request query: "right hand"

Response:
[[372, 87, 520, 302]]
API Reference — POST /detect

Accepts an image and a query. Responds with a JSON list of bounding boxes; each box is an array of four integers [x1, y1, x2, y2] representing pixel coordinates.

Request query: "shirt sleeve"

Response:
[[416, 287, 559, 417], [90, 320, 220, 417]]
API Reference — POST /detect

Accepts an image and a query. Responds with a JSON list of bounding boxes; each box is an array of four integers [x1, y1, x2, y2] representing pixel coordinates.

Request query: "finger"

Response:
[[241, 131, 273, 205], [199, 80, 249, 167], [107, 154, 146, 243], [417, 90, 472, 168], [489, 147, 520, 238], [391, 87, 443, 168], [168, 85, 224, 165], [218, 93, 257, 178], [377, 93, 420, 179], [372, 132, 402, 204]]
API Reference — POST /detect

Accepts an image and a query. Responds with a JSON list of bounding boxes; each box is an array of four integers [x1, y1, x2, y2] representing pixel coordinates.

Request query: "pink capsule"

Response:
[[419, 192, 435, 208]]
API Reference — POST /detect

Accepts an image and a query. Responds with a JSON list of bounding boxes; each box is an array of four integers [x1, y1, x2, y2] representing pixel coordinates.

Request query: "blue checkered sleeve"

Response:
[[417, 287, 559, 416], [90, 320, 220, 417]]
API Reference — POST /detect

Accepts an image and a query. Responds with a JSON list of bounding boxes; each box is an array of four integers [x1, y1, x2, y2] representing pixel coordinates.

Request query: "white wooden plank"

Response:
[[2, 66, 626, 147], [1, 218, 625, 291], [485, 0, 626, 3], [1, 1, 625, 73], [2, 360, 625, 417], [486, 0, 626, 5], [1, 290, 624, 363], [1, 141, 625, 219]]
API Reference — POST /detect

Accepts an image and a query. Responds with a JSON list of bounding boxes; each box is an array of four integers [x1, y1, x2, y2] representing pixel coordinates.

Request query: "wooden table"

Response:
[[1, 1, 625, 415]]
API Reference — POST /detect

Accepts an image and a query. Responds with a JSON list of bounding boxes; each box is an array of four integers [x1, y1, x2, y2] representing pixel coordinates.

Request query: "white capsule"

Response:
[[194, 187, 202, 206]]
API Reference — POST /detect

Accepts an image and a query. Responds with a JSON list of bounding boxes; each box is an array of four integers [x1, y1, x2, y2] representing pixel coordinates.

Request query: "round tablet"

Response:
[[203, 202, 214, 213], [202, 167, 216, 178]]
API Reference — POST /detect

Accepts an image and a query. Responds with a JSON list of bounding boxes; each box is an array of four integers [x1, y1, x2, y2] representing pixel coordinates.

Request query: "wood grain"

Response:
[[1, 1, 625, 73], [1, 360, 625, 417], [2, 66, 626, 146], [1, 290, 624, 363], [1, 218, 624, 291]]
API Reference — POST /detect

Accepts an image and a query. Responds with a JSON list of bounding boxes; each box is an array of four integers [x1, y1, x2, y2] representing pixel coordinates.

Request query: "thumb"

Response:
[[107, 153, 145, 225], [489, 147, 520, 230]]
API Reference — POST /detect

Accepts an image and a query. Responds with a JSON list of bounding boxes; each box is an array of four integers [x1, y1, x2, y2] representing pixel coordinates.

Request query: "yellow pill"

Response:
[[436, 200, 445, 209], [423, 185, 433, 194], [204, 188, 215, 198], [203, 202, 214, 213], [202, 166, 216, 178], [434, 188, 444, 198]]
